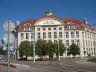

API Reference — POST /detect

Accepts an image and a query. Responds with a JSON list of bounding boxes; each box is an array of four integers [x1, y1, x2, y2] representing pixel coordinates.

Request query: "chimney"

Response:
[[16, 21, 20, 26], [83, 18, 88, 24]]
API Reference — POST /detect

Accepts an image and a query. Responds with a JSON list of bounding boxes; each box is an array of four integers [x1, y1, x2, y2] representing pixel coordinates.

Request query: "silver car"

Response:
[[0, 55, 4, 60]]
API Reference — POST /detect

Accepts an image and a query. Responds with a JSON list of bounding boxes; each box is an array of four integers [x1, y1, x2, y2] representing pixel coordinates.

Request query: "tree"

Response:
[[67, 43, 80, 57], [59, 40, 66, 56], [19, 40, 32, 58], [0, 48, 6, 55], [35, 39, 48, 59], [47, 40, 57, 59]]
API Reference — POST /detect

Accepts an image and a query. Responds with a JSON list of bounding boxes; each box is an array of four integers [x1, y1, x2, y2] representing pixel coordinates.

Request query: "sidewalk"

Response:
[[0, 61, 32, 72], [75, 58, 96, 65]]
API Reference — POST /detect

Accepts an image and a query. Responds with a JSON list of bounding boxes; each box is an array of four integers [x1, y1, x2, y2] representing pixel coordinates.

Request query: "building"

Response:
[[16, 10, 96, 58], [0, 45, 2, 48]]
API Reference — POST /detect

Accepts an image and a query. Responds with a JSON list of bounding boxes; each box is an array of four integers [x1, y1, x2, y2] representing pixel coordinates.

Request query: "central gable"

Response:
[[35, 18, 64, 26]]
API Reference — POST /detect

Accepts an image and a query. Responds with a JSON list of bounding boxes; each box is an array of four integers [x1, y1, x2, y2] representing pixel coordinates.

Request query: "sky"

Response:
[[0, 0, 96, 44]]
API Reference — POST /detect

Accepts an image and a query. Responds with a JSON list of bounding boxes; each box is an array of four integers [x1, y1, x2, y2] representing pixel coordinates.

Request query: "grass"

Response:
[[88, 58, 96, 63]]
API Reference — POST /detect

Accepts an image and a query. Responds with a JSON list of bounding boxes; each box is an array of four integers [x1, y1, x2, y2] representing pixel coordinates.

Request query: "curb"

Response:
[[0, 62, 16, 68]]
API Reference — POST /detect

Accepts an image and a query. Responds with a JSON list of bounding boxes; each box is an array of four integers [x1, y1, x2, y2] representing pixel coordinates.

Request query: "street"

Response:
[[0, 58, 96, 72]]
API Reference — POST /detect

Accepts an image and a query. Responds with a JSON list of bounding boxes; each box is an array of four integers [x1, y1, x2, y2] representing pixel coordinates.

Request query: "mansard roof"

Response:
[[37, 14, 61, 20], [16, 20, 37, 31], [16, 14, 96, 31]]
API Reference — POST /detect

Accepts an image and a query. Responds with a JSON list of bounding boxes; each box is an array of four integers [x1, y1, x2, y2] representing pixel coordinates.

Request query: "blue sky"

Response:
[[0, 0, 96, 44]]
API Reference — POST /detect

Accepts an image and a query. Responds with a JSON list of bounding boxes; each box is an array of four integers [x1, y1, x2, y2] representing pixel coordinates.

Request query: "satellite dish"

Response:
[[3, 20, 15, 31], [3, 32, 15, 44]]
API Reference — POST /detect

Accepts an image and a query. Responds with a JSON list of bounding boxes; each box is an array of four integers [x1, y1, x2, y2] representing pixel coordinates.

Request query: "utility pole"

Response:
[[33, 26, 35, 62], [3, 20, 15, 72], [7, 20, 10, 72]]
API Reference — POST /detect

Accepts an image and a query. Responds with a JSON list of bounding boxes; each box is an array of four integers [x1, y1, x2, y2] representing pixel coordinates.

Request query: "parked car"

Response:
[[0, 55, 4, 60]]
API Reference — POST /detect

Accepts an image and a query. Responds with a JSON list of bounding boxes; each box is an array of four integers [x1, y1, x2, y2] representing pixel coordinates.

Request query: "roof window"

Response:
[[67, 22, 74, 24], [24, 23, 31, 26]]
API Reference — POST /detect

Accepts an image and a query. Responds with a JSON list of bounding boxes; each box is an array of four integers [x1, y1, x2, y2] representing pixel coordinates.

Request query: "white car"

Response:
[[0, 55, 4, 60]]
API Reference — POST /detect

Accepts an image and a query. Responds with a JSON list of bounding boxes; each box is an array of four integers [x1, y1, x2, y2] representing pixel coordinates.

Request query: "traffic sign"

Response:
[[12, 52, 16, 55], [3, 46, 7, 51], [3, 20, 15, 31], [3, 32, 15, 44]]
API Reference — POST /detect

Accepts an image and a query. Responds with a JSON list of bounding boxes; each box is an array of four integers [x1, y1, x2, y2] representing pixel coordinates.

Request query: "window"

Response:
[[54, 40, 57, 43], [26, 33, 29, 39], [67, 22, 74, 24], [77, 40, 80, 46], [30, 28, 33, 30], [37, 28, 40, 31], [59, 40, 62, 43], [66, 40, 69, 46], [54, 27, 57, 30], [21, 33, 24, 40], [54, 32, 57, 38], [94, 48, 95, 54], [48, 32, 51, 38], [48, 28, 51, 30], [43, 32, 46, 38], [37, 32, 40, 39], [86, 40, 87, 46], [30, 28, 34, 32], [71, 40, 74, 44], [67, 26, 75, 29], [31, 33, 34, 39], [76, 31, 79, 37], [24, 23, 31, 26], [66, 32, 69, 38], [59, 27, 62, 30], [71, 26, 75, 29], [71, 32, 74, 38], [59, 32, 62, 38], [88, 33, 89, 39], [24, 27, 30, 31], [43, 28, 46, 31]]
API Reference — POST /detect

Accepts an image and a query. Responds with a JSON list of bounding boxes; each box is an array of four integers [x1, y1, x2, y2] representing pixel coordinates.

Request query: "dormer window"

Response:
[[67, 22, 74, 24], [23, 27, 30, 31], [24, 23, 31, 26], [68, 26, 75, 29], [81, 23, 85, 26]]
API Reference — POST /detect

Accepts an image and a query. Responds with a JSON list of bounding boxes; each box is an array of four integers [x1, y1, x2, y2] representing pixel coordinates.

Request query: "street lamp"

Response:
[[58, 37, 60, 61], [33, 26, 35, 62]]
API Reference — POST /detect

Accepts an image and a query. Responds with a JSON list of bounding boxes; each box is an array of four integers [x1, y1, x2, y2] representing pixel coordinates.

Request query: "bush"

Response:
[[88, 58, 96, 63]]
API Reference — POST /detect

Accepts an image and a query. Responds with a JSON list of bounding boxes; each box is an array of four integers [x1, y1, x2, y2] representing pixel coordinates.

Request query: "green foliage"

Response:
[[35, 39, 48, 57], [0, 48, 6, 55], [59, 40, 66, 56], [19, 40, 32, 57], [36, 39, 66, 59], [88, 58, 96, 63], [67, 43, 80, 57], [47, 40, 57, 59], [18, 39, 66, 60]]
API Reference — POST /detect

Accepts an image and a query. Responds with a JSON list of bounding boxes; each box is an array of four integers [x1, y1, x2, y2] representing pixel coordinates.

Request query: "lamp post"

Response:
[[33, 26, 35, 62], [58, 37, 60, 61]]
